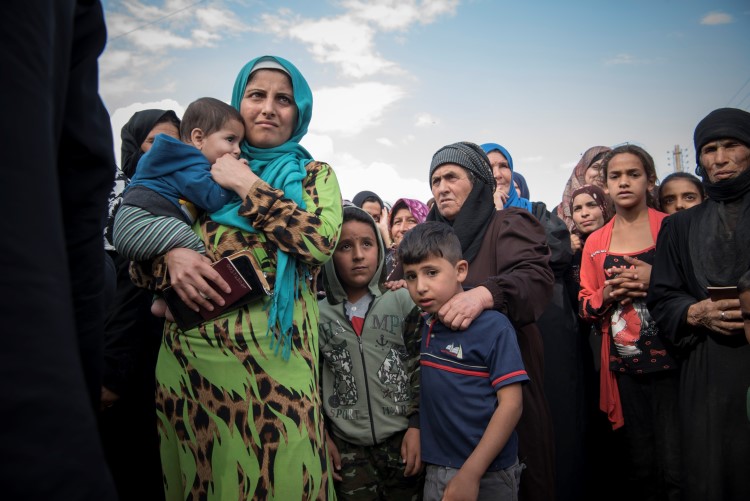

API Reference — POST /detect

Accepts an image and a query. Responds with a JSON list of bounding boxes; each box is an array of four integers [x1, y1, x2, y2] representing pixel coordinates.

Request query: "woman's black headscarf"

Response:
[[120, 109, 179, 178], [691, 107, 750, 287], [426, 141, 496, 262]]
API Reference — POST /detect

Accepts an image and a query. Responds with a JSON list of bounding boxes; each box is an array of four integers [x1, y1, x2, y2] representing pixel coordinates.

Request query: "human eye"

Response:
[[407, 217, 417, 225], [662, 196, 675, 205], [684, 194, 696, 201], [404, 272, 416, 281], [426, 268, 438, 277], [572, 205, 582, 213], [431, 177, 440, 187], [701, 144, 717, 155], [277, 94, 294, 105]]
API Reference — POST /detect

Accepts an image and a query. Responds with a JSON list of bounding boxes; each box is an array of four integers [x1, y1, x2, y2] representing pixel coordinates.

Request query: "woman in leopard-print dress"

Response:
[[131, 56, 341, 500]]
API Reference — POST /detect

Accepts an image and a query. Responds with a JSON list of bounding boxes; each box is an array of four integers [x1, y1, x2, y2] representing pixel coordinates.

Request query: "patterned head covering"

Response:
[[389, 198, 430, 228], [568, 184, 611, 237], [557, 145, 611, 232], [479, 143, 532, 211]]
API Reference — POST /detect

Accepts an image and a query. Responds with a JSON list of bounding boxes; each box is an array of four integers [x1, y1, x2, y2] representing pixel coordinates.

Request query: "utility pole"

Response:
[[667, 144, 689, 172]]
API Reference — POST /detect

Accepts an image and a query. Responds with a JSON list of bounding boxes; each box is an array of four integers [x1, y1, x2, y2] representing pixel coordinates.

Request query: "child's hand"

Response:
[[442, 469, 480, 501], [605, 257, 652, 305], [211, 154, 258, 196], [325, 431, 342, 482], [400, 427, 422, 477]]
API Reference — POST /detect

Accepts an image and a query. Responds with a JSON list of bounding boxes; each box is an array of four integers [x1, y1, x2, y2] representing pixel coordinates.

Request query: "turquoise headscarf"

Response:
[[210, 55, 314, 360], [480, 142, 533, 212]]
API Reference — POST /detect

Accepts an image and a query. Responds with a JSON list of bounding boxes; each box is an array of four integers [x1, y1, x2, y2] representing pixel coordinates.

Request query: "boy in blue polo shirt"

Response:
[[399, 221, 527, 501]]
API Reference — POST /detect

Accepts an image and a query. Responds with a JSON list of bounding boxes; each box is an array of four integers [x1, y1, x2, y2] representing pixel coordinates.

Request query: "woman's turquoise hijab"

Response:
[[210, 55, 314, 360], [480, 142, 533, 212]]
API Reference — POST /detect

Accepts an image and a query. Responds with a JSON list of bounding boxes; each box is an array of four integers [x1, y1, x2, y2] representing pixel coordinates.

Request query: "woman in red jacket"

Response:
[[578, 144, 680, 501]]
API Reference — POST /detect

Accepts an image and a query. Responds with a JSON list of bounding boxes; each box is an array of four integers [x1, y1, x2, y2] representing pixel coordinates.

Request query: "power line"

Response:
[[108, 0, 207, 42], [727, 74, 750, 107]]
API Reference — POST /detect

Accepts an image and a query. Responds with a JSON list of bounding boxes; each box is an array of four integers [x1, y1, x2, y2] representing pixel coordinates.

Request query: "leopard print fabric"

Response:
[[147, 162, 342, 500]]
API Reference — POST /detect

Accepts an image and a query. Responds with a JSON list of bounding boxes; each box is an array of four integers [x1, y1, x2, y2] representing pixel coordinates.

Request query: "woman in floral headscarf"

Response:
[[385, 197, 429, 279], [557, 146, 612, 234], [129, 56, 342, 500]]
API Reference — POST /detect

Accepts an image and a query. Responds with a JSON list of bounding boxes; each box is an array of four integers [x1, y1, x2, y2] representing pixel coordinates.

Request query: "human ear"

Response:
[[455, 259, 469, 282], [190, 128, 205, 149]]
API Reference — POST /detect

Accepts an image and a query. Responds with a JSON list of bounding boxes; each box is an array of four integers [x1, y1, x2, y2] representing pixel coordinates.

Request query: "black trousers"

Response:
[[0, 1, 117, 499]]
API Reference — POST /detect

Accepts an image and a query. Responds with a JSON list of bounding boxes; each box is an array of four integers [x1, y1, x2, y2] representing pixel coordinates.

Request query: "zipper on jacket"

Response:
[[343, 299, 378, 445]]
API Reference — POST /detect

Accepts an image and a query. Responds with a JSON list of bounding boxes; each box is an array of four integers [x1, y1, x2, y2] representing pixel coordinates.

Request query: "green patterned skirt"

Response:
[[155, 296, 335, 500]]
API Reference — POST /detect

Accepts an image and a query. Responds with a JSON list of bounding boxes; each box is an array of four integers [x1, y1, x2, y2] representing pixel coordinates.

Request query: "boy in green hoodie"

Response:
[[318, 205, 423, 500]]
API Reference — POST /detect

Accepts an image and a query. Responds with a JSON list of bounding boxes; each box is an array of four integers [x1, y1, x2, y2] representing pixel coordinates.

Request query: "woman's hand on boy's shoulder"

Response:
[[384, 279, 407, 291]]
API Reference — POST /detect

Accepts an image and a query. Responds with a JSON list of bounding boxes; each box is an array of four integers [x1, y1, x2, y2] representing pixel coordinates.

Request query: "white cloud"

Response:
[[195, 6, 248, 32], [258, 1, 457, 78], [311, 82, 406, 135], [342, 0, 459, 31], [101, 2, 250, 102], [299, 134, 432, 203], [519, 156, 544, 164], [415, 113, 439, 127], [258, 13, 399, 78], [376, 137, 395, 147], [700, 12, 733, 25], [330, 154, 432, 204], [559, 161, 577, 171]]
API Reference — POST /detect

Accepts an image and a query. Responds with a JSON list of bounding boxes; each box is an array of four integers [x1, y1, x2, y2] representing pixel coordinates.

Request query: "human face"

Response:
[[605, 153, 654, 211], [141, 122, 179, 152], [584, 160, 605, 188], [390, 207, 418, 245], [571, 193, 605, 235], [486, 150, 512, 195], [430, 164, 474, 222], [194, 119, 244, 164], [403, 255, 467, 314], [361, 201, 382, 223], [240, 69, 297, 148], [699, 139, 750, 183], [659, 178, 703, 214], [332, 220, 379, 302]]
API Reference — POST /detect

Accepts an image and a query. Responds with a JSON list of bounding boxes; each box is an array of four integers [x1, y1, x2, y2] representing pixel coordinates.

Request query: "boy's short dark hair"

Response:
[[398, 221, 462, 266], [180, 97, 244, 142]]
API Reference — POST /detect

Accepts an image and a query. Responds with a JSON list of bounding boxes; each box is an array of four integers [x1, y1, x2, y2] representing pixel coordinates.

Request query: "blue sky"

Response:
[[99, 0, 750, 207]]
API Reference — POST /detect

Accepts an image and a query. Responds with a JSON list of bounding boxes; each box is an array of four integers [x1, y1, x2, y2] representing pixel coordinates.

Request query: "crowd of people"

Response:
[[4, 5, 748, 499]]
